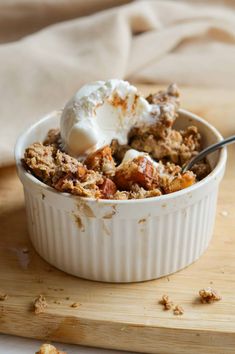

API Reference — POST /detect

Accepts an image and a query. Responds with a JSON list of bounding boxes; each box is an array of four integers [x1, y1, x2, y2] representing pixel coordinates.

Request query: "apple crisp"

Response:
[[24, 85, 210, 200]]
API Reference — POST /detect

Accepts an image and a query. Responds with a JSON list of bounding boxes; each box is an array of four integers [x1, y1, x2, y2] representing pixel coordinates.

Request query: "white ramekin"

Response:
[[15, 109, 227, 282]]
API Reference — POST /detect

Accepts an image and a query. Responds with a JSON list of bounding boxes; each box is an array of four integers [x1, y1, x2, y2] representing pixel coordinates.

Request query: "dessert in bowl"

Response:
[[15, 80, 227, 282]]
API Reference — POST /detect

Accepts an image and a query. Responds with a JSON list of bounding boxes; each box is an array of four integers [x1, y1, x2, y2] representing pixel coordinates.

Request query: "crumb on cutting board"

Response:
[[0, 292, 8, 301], [70, 302, 81, 308], [159, 295, 173, 310], [54, 300, 61, 305], [173, 305, 184, 315], [199, 287, 222, 303], [34, 295, 48, 314], [36, 343, 66, 354], [220, 210, 228, 217]]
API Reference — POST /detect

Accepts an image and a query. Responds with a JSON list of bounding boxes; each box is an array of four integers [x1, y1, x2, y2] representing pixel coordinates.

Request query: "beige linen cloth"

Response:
[[1, 0, 235, 166]]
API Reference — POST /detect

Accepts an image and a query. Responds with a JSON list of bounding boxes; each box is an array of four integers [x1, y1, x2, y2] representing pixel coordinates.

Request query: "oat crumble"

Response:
[[173, 305, 184, 315], [199, 287, 222, 303], [23, 85, 210, 200], [159, 294, 173, 310], [36, 343, 66, 354], [34, 294, 48, 314]]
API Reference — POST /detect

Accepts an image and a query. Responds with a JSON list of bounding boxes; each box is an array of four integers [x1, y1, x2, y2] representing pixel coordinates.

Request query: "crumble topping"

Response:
[[199, 287, 222, 303], [23, 85, 210, 200], [85, 145, 116, 177], [34, 294, 48, 314], [36, 344, 66, 354]]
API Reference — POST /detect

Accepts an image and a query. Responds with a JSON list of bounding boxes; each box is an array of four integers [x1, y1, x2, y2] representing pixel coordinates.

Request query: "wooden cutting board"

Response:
[[0, 85, 235, 354]]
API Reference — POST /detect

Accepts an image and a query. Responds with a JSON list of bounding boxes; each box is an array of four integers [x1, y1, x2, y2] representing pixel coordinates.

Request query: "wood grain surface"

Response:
[[0, 85, 235, 354]]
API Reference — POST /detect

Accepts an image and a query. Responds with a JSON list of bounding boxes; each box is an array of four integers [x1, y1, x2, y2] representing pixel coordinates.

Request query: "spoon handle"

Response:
[[182, 134, 235, 172]]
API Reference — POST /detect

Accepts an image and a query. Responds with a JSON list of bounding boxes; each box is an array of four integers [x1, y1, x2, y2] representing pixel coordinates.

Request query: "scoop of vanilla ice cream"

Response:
[[60, 79, 159, 158]]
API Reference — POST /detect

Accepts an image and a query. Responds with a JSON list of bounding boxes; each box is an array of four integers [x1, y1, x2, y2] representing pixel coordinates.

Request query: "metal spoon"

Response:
[[182, 134, 235, 173]]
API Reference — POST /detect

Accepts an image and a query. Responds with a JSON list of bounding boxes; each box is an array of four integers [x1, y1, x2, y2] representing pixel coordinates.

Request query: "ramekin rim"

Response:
[[15, 108, 227, 205]]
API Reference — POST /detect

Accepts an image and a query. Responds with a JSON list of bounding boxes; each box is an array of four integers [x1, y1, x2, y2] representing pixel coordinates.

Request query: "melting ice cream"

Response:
[[60, 79, 163, 158]]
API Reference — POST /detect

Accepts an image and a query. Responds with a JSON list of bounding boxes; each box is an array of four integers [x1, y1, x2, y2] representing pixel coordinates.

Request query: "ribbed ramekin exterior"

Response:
[[23, 183, 219, 282], [15, 109, 227, 282]]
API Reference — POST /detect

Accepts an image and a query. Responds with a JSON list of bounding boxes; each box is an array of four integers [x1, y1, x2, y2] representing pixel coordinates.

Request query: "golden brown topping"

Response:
[[34, 295, 48, 314], [44, 129, 61, 147], [199, 287, 222, 303], [146, 83, 180, 130], [114, 156, 155, 191], [85, 145, 116, 176], [36, 343, 66, 354], [24, 143, 56, 183], [166, 171, 196, 194], [55, 150, 84, 175], [52, 170, 103, 198], [23, 85, 210, 200]]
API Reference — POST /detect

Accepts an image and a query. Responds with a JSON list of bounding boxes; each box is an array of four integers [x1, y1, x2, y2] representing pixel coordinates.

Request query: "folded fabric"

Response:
[[0, 0, 235, 166]]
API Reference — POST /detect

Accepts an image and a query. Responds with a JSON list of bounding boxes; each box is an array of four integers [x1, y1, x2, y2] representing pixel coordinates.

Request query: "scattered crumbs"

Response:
[[22, 247, 29, 254], [70, 302, 81, 308], [48, 287, 64, 292], [210, 281, 213, 285], [0, 292, 8, 301], [65, 297, 70, 300], [54, 300, 61, 305], [173, 305, 184, 316], [34, 295, 48, 314], [41, 193, 45, 200], [138, 218, 146, 224], [167, 277, 170, 282], [199, 287, 222, 303], [36, 343, 66, 354], [159, 294, 173, 310], [220, 210, 228, 217]]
